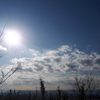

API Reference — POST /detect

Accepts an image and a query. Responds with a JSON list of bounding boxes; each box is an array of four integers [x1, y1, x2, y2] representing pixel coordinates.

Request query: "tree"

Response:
[[0, 26, 18, 85], [71, 73, 100, 100], [0, 25, 7, 58], [0, 67, 17, 85], [56, 86, 68, 100], [57, 86, 62, 100], [40, 78, 46, 100]]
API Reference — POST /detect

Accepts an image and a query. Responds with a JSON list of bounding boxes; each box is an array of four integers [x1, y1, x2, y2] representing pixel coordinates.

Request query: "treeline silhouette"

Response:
[[0, 76, 100, 100], [0, 79, 68, 100]]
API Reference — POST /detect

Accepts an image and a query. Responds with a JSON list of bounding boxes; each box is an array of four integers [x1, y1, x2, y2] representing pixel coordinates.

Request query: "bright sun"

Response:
[[4, 30, 21, 46]]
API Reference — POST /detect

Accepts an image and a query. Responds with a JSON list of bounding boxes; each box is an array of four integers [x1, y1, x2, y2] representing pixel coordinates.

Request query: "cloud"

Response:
[[95, 58, 100, 65], [0, 45, 7, 51], [43, 58, 51, 62], [29, 49, 40, 57], [10, 45, 100, 74], [34, 64, 43, 71], [54, 57, 62, 63], [66, 63, 76, 69], [80, 59, 93, 66], [2, 45, 100, 90]]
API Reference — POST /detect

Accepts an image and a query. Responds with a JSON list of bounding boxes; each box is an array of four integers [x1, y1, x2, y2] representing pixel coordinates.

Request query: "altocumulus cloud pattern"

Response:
[[12, 45, 100, 73], [2, 45, 100, 90]]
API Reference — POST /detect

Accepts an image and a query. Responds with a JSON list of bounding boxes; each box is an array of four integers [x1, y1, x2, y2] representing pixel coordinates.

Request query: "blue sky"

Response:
[[0, 0, 100, 90]]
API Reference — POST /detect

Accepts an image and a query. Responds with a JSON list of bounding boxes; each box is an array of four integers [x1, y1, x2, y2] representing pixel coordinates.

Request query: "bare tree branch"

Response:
[[0, 25, 18, 86], [71, 72, 100, 100]]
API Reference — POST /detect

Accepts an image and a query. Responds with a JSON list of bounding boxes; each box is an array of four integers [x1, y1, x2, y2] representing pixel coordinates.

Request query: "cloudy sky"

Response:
[[0, 0, 100, 90]]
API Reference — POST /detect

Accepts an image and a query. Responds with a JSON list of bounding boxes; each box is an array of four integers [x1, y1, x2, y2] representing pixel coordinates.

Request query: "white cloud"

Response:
[[0, 45, 7, 51], [29, 49, 40, 57], [2, 45, 100, 90], [10, 45, 100, 74]]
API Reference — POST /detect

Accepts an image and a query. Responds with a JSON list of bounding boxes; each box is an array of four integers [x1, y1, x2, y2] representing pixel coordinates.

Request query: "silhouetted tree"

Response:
[[33, 87, 38, 100], [40, 78, 46, 100], [0, 26, 18, 86], [57, 86, 62, 100], [71, 73, 100, 100], [0, 25, 7, 58]]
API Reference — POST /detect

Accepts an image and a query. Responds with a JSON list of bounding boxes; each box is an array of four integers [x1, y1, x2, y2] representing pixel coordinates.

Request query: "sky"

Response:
[[0, 0, 100, 90]]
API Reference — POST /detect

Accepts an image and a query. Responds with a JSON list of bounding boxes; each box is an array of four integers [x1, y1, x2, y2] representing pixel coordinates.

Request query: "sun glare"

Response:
[[4, 30, 21, 46]]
